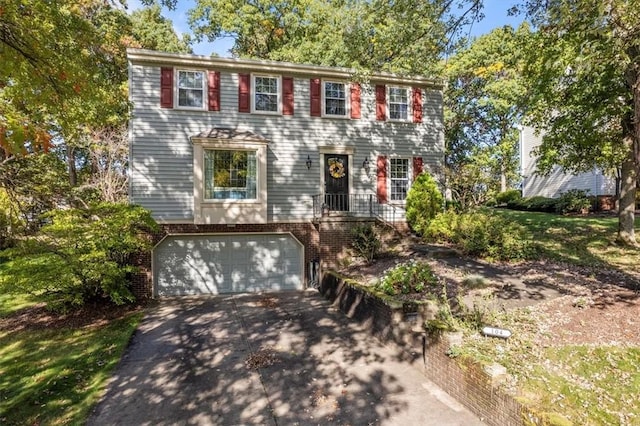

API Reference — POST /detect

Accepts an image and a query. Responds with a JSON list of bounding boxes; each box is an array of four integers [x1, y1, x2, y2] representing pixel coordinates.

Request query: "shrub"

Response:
[[351, 223, 381, 264], [406, 172, 444, 235], [506, 195, 557, 212], [374, 260, 439, 296], [425, 210, 538, 261], [555, 189, 591, 214], [495, 189, 522, 206], [0, 203, 158, 311]]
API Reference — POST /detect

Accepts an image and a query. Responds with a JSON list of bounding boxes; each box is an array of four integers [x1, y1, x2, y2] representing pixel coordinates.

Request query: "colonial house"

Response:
[[127, 49, 444, 297], [519, 126, 616, 202]]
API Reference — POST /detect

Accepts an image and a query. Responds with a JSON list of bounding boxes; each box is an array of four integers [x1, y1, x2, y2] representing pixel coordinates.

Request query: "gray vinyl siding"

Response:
[[130, 62, 444, 222], [520, 126, 615, 198]]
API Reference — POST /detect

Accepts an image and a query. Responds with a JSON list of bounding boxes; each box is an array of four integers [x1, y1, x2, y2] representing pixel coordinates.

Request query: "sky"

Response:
[[128, 0, 525, 57]]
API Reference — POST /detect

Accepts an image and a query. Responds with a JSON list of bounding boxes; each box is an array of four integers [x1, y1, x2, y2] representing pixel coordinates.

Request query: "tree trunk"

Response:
[[500, 165, 507, 192], [617, 135, 636, 245], [66, 145, 77, 187]]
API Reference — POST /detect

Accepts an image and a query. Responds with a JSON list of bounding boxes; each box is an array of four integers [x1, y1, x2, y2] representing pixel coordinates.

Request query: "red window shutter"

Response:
[[238, 73, 250, 113], [160, 67, 173, 108], [283, 76, 294, 115], [310, 78, 321, 116], [413, 87, 423, 123], [413, 157, 423, 180], [375, 85, 386, 121], [350, 82, 361, 119], [208, 71, 220, 111], [377, 155, 388, 203]]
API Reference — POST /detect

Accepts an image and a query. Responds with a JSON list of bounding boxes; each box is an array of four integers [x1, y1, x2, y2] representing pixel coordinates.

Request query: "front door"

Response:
[[324, 154, 349, 211]]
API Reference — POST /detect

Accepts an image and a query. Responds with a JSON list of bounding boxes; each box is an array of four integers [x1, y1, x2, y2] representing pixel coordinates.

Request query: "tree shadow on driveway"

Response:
[[87, 291, 480, 425]]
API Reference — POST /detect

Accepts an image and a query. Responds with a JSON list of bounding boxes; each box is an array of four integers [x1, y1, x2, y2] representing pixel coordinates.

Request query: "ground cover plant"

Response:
[[0, 295, 142, 425]]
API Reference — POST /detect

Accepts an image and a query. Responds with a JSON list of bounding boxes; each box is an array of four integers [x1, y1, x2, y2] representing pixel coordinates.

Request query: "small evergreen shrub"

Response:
[[351, 223, 381, 264], [374, 260, 439, 296], [425, 210, 538, 261], [406, 172, 444, 235], [495, 189, 522, 206], [555, 189, 591, 214], [506, 195, 557, 212]]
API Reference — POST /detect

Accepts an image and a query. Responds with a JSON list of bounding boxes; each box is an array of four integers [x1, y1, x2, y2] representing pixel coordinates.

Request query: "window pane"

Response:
[[324, 82, 346, 116], [325, 99, 346, 115], [177, 70, 204, 108], [388, 87, 409, 120], [254, 76, 279, 112], [390, 158, 409, 201], [255, 93, 278, 112], [204, 150, 257, 200]]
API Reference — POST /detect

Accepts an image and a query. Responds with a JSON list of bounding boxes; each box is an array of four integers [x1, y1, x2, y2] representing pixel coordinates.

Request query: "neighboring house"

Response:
[[127, 49, 444, 297], [519, 126, 616, 199]]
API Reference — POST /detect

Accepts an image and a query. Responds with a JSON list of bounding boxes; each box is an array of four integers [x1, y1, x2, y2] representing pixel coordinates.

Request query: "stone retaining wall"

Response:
[[318, 270, 527, 426]]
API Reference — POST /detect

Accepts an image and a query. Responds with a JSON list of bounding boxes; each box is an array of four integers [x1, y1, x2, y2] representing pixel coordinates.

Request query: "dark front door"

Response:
[[324, 154, 349, 211]]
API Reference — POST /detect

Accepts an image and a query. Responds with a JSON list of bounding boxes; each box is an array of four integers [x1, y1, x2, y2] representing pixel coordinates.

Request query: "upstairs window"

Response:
[[389, 158, 410, 201], [388, 87, 410, 121], [204, 150, 257, 200], [177, 70, 205, 109], [323, 81, 347, 117], [252, 75, 280, 113]]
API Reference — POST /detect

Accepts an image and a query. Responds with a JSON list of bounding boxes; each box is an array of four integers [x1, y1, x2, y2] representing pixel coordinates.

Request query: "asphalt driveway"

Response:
[[88, 291, 482, 425]]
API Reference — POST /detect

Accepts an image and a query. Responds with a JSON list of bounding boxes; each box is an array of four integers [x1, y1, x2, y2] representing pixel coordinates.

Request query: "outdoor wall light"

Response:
[[362, 157, 370, 172], [306, 155, 312, 169]]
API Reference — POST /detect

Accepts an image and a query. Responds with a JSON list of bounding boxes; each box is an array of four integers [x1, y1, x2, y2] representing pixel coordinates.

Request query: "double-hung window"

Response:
[[204, 150, 257, 200], [388, 86, 410, 121], [323, 81, 347, 117], [253, 75, 280, 113], [177, 70, 205, 108], [389, 158, 410, 201]]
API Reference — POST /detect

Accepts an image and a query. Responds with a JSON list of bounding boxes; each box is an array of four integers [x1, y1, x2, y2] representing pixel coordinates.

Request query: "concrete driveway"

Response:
[[88, 291, 482, 425]]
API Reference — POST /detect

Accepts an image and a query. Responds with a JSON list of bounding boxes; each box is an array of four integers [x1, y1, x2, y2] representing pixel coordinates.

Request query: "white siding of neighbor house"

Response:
[[129, 59, 444, 223], [520, 126, 616, 198]]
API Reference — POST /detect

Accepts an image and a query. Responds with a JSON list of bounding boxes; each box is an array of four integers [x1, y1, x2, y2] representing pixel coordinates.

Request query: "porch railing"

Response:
[[312, 193, 400, 223]]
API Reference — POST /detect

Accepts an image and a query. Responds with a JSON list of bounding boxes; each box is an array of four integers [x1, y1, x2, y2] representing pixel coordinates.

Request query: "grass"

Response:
[[0, 292, 41, 317], [493, 209, 640, 274], [0, 299, 142, 425]]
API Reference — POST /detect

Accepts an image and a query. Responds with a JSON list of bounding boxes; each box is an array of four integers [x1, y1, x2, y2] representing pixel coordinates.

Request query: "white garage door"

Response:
[[153, 233, 304, 296]]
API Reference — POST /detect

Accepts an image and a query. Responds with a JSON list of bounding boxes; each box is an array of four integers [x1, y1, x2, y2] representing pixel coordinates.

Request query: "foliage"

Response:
[[130, 4, 193, 54], [425, 210, 538, 261], [506, 195, 557, 213], [374, 260, 438, 296], [350, 223, 381, 264], [406, 172, 444, 235], [517, 0, 640, 244], [555, 189, 591, 214], [0, 310, 142, 425], [0, 203, 158, 311], [188, 0, 482, 73], [443, 24, 529, 206], [495, 189, 522, 206]]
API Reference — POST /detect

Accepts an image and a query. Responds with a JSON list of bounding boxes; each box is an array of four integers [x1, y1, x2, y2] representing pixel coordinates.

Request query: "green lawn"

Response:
[[493, 209, 640, 274], [0, 298, 142, 425]]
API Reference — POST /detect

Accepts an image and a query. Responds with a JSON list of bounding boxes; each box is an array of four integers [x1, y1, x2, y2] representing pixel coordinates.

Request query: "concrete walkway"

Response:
[[88, 291, 482, 425]]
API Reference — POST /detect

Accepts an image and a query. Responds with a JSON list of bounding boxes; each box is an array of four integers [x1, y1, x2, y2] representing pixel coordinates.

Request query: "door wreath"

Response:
[[328, 158, 345, 178]]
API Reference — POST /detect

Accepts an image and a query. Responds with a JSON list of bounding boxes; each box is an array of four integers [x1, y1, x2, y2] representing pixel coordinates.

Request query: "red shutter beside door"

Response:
[[160, 67, 173, 108], [238, 73, 250, 113], [413, 157, 423, 180], [375, 85, 386, 121], [350, 82, 361, 119], [283, 77, 294, 115], [413, 87, 423, 123], [310, 78, 321, 116], [377, 155, 388, 203], [208, 71, 220, 111]]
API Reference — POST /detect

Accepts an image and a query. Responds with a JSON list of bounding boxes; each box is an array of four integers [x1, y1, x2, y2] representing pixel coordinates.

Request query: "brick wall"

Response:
[[319, 270, 529, 426], [319, 218, 378, 268]]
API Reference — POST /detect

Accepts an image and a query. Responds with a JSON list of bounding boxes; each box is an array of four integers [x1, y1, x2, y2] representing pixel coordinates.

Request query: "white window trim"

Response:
[[321, 80, 350, 119], [387, 157, 412, 203], [251, 74, 282, 115], [386, 86, 412, 123], [202, 148, 260, 203], [192, 137, 268, 224], [175, 69, 207, 110]]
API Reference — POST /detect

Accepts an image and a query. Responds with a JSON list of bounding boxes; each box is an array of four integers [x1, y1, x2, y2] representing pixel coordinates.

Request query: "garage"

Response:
[[153, 233, 304, 296]]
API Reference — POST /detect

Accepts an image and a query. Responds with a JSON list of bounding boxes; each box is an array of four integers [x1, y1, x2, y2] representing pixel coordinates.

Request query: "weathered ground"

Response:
[[338, 245, 640, 347]]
